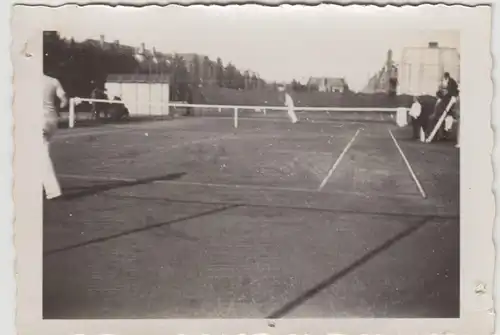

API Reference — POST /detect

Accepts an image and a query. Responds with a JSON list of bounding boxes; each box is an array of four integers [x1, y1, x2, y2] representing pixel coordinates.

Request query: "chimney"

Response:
[[99, 34, 105, 47], [429, 41, 439, 48], [114, 40, 120, 47], [141, 43, 146, 53]]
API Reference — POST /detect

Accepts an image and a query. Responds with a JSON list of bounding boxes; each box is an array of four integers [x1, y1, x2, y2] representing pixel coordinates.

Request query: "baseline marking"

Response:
[[269, 149, 335, 156], [58, 173, 312, 193], [53, 128, 135, 140], [318, 128, 361, 191], [388, 129, 427, 198], [57, 173, 422, 200]]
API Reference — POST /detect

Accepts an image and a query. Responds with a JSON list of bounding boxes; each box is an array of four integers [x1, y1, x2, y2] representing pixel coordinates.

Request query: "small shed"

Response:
[[105, 74, 170, 116]]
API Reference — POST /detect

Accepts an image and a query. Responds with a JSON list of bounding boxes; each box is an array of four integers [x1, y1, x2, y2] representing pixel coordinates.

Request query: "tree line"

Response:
[[43, 31, 270, 101]]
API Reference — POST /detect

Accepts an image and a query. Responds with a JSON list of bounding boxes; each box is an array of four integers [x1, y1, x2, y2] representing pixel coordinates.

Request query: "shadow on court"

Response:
[[57, 172, 187, 201], [44, 203, 239, 257], [266, 216, 432, 319]]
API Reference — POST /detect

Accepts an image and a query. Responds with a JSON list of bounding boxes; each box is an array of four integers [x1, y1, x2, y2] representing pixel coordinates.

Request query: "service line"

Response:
[[388, 129, 427, 198], [318, 128, 361, 191]]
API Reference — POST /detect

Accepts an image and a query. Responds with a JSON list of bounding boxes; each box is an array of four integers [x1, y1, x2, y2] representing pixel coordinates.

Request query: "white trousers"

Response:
[[42, 117, 61, 199], [288, 107, 298, 123]]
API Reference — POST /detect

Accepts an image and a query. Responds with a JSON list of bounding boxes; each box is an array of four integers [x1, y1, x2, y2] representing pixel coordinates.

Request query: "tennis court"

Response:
[[43, 109, 460, 319]]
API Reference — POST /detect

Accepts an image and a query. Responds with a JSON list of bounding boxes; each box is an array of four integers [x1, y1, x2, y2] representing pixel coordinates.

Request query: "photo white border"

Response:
[[2, 2, 14, 335], [9, 3, 495, 335]]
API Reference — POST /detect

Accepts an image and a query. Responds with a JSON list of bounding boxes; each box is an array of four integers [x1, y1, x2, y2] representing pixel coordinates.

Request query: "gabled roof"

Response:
[[307, 77, 346, 88]]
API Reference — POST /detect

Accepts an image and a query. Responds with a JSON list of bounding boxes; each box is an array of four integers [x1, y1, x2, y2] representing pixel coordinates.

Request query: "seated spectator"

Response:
[[108, 96, 129, 121], [429, 73, 459, 141]]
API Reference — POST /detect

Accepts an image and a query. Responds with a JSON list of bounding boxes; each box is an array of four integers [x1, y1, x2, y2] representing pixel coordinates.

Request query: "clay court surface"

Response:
[[43, 111, 460, 319]]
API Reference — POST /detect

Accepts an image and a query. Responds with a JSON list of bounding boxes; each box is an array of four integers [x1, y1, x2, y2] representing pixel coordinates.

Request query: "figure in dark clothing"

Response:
[[90, 85, 108, 120], [410, 95, 433, 141], [185, 84, 193, 116], [108, 96, 129, 121], [428, 72, 459, 141]]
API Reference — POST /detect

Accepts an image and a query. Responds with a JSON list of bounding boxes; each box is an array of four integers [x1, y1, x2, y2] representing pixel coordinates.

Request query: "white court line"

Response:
[[388, 129, 427, 199], [53, 128, 135, 140], [269, 149, 335, 156], [57, 173, 422, 200], [54, 120, 194, 140], [57, 173, 311, 193], [318, 128, 361, 191], [54, 118, 346, 141], [155, 179, 314, 193], [60, 174, 136, 182], [209, 116, 345, 127]]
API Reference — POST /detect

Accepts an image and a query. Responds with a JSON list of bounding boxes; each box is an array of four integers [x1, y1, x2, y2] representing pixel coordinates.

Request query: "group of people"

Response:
[[409, 72, 460, 148], [90, 85, 130, 121]]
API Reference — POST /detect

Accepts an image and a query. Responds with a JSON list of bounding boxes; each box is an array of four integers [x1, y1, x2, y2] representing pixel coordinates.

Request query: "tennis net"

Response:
[[64, 97, 409, 129]]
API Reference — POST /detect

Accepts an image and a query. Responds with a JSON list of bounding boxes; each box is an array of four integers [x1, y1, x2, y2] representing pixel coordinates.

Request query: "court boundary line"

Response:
[[318, 128, 361, 191], [53, 128, 138, 140], [207, 116, 385, 128], [54, 121, 346, 141], [98, 192, 458, 220], [268, 149, 336, 156], [57, 173, 424, 200], [202, 116, 346, 126], [388, 129, 427, 199], [44, 204, 241, 257]]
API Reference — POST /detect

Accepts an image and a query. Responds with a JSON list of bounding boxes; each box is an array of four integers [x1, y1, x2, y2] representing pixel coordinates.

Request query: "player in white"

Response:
[[409, 95, 425, 142], [43, 74, 68, 199], [279, 86, 298, 123]]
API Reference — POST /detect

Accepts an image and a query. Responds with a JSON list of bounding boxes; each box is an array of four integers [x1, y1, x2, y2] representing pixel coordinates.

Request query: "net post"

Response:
[[69, 98, 75, 129], [396, 107, 409, 127], [234, 108, 238, 128]]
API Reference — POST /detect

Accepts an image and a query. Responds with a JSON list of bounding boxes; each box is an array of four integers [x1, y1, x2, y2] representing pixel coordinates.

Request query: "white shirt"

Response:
[[442, 77, 449, 89], [285, 93, 294, 108], [409, 101, 422, 118], [43, 75, 67, 115]]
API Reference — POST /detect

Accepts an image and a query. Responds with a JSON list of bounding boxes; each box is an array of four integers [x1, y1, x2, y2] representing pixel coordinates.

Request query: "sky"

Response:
[[57, 6, 460, 92]]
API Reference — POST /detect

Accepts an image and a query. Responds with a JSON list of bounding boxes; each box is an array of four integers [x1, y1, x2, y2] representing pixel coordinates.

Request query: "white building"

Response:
[[397, 42, 460, 96]]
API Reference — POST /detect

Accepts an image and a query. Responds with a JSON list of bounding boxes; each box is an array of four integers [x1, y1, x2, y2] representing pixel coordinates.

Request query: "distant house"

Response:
[[84, 35, 136, 55], [307, 77, 348, 93]]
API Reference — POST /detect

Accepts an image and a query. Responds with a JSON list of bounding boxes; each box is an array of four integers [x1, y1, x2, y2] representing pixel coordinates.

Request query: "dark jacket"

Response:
[[445, 77, 459, 97]]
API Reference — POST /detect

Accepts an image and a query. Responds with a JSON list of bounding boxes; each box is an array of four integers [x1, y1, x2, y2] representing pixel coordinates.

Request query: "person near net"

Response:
[[279, 86, 298, 123], [409, 95, 424, 141], [410, 94, 435, 142], [429, 72, 459, 141], [184, 84, 194, 116], [90, 84, 108, 121], [43, 74, 68, 200]]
